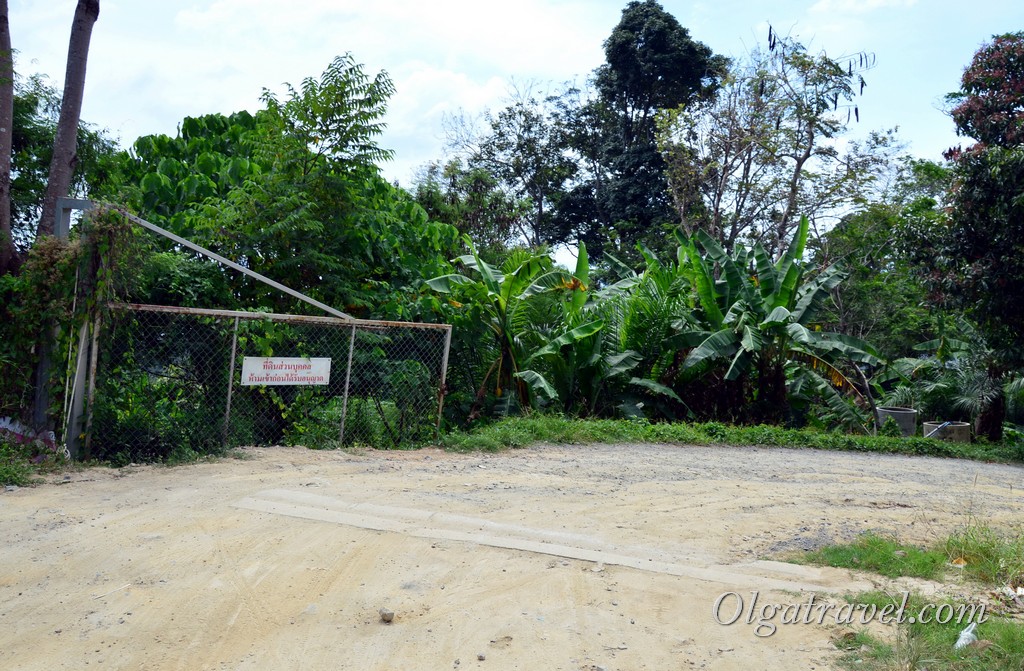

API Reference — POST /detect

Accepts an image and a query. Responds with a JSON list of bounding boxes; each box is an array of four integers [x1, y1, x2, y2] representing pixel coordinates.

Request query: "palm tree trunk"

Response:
[[35, 0, 99, 239], [0, 0, 14, 273], [31, 0, 99, 433]]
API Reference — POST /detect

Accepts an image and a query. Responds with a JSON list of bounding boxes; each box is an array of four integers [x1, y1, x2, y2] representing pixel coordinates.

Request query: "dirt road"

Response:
[[1, 443, 1021, 670]]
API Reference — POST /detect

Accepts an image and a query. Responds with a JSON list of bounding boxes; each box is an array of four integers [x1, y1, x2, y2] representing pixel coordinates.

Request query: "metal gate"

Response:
[[84, 304, 451, 462]]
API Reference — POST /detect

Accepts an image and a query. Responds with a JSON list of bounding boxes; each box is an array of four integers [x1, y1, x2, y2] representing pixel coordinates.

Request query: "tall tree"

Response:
[[453, 89, 577, 248], [901, 32, 1024, 440], [0, 0, 13, 273], [811, 159, 947, 360], [557, 0, 727, 260], [118, 56, 461, 320], [36, 0, 99, 239], [411, 159, 526, 257], [939, 32, 1024, 361], [947, 31, 1024, 148], [27, 0, 101, 433], [658, 34, 888, 255]]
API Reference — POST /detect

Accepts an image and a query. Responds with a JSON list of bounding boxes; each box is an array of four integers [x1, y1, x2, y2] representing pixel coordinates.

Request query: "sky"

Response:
[[8, 0, 1024, 188]]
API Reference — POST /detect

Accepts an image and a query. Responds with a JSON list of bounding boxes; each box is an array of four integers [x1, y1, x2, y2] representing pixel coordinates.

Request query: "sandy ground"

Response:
[[1, 443, 1022, 670]]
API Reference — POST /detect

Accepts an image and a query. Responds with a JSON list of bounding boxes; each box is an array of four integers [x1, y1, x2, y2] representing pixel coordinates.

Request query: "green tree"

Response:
[[658, 35, 890, 256], [557, 0, 727, 260], [901, 33, 1024, 439], [812, 159, 948, 361], [448, 89, 578, 248], [0, 0, 12, 273], [410, 159, 526, 258], [118, 55, 460, 320]]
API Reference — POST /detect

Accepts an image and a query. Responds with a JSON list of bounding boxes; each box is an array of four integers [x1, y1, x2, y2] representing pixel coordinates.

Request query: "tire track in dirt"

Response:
[[233, 488, 872, 593]]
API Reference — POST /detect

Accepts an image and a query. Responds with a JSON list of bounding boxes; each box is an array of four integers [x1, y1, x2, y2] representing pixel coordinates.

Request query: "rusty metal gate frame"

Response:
[[64, 205, 453, 457]]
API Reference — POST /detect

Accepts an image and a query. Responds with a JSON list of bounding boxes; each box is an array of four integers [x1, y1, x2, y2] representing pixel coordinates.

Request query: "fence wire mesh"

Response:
[[88, 304, 450, 462]]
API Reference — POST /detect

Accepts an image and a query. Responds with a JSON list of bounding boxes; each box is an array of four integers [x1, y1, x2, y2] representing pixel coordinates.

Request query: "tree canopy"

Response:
[[117, 55, 460, 319]]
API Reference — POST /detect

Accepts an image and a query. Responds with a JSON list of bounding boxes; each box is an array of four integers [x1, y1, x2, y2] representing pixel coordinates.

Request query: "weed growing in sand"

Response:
[[832, 591, 1024, 671], [802, 522, 1024, 588], [802, 524, 1024, 669], [801, 533, 947, 580], [945, 520, 1024, 588]]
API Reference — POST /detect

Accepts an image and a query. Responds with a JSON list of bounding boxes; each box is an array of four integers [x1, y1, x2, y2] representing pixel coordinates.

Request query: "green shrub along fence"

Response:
[[88, 304, 451, 463]]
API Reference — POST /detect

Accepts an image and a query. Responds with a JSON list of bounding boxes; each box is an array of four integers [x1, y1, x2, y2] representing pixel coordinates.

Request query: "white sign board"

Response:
[[241, 357, 332, 386]]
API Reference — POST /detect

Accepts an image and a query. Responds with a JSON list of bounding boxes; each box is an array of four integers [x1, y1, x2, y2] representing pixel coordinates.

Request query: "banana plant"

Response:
[[515, 242, 659, 416], [426, 239, 599, 413], [677, 216, 881, 429]]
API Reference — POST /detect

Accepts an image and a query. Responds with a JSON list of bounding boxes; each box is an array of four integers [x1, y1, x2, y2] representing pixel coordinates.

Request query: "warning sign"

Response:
[[240, 357, 331, 386]]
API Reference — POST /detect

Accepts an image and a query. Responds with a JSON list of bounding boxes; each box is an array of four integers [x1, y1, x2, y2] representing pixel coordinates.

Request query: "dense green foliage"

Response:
[[4, 5, 1024, 462], [431, 217, 881, 431], [115, 55, 461, 319]]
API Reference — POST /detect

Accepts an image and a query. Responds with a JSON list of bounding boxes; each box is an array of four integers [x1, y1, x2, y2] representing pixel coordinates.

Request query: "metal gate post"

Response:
[[64, 323, 90, 459], [338, 324, 357, 444], [223, 317, 240, 446], [82, 312, 102, 459], [436, 326, 452, 431]]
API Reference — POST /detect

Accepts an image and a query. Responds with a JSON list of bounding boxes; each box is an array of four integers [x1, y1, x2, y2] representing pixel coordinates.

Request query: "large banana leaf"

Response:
[[696, 229, 751, 307], [456, 248, 503, 298], [774, 214, 810, 309], [791, 264, 847, 323], [604, 350, 642, 377], [740, 324, 763, 353], [752, 243, 779, 299], [683, 328, 740, 369], [628, 377, 683, 402], [526, 320, 605, 363], [571, 241, 590, 312], [689, 243, 725, 328], [794, 331, 882, 366], [425, 273, 475, 293], [514, 369, 558, 401], [759, 306, 792, 329], [725, 348, 754, 381]]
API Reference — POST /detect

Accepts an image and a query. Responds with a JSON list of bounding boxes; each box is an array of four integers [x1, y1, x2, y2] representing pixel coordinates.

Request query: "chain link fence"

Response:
[[87, 304, 451, 462]]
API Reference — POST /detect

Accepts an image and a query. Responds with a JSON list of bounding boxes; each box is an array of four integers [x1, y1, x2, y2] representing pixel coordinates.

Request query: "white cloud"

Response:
[[11, 0, 1001, 185]]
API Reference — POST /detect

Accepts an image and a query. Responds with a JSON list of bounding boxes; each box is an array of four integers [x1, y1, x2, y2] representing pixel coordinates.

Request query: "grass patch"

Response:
[[945, 521, 1024, 588], [0, 434, 68, 487], [801, 522, 1024, 589], [833, 591, 1024, 671], [802, 533, 947, 580], [0, 440, 36, 486], [440, 415, 1024, 464]]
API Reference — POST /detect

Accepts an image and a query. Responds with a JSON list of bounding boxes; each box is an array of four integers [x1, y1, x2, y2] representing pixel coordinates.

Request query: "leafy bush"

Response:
[[0, 437, 36, 486], [0, 428, 67, 486]]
